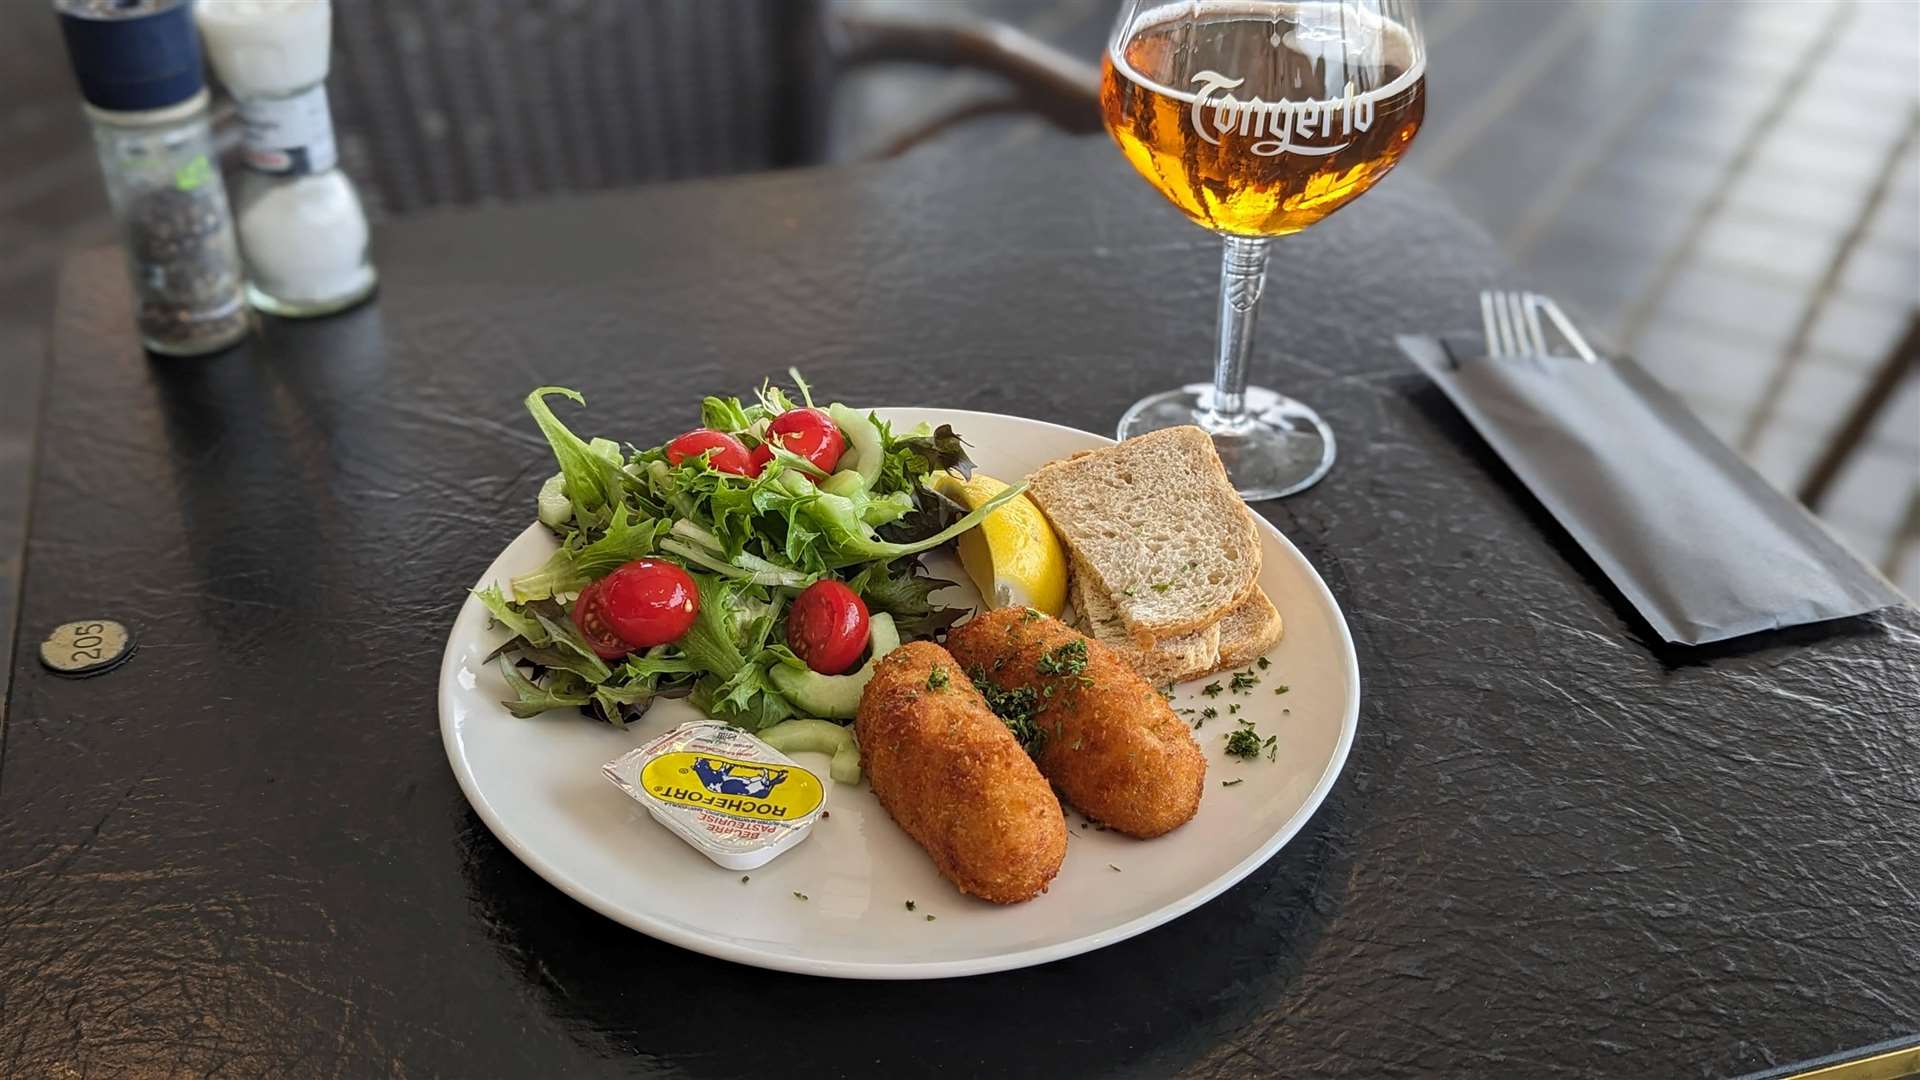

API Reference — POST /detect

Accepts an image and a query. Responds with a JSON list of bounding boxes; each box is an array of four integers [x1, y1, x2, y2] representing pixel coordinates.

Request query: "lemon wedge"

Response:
[[931, 472, 1069, 616]]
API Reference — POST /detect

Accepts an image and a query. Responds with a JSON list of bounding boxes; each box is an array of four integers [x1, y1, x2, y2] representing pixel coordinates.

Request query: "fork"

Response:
[[1479, 291, 1600, 363]]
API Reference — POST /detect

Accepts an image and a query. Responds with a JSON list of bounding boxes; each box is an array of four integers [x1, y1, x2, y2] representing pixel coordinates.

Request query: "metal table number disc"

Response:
[[39, 620, 135, 677]]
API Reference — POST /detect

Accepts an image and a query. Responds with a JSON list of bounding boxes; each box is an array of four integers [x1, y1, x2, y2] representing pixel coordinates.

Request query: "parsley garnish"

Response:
[[971, 669, 1045, 750], [793, 892, 809, 901], [1228, 703, 1240, 715], [1108, 863, 1123, 872], [1000, 711, 1045, 750], [1222, 778, 1244, 787], [905, 900, 916, 912], [1202, 681, 1224, 697], [1273, 684, 1291, 695], [1256, 657, 1271, 670], [1229, 671, 1259, 693], [740, 875, 750, 883], [1224, 728, 1262, 759], [1036, 639, 1088, 678], [1202, 706, 1218, 720], [925, 914, 936, 922], [1232, 717, 1279, 761], [926, 667, 949, 690]]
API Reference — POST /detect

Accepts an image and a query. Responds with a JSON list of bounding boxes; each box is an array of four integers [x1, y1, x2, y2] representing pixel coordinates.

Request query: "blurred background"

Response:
[[2, 0, 1916, 655]]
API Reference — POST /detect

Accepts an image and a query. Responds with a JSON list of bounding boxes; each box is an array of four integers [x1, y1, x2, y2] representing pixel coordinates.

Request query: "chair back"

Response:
[[329, 0, 831, 213]]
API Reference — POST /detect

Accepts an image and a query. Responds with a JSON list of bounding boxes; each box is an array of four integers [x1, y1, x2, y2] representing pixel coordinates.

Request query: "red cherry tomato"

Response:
[[764, 408, 845, 473], [666, 429, 756, 476], [597, 559, 700, 648], [571, 581, 633, 660], [786, 579, 870, 675]]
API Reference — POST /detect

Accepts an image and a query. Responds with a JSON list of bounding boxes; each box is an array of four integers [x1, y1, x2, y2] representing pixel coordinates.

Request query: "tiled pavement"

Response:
[[0, 0, 1916, 702]]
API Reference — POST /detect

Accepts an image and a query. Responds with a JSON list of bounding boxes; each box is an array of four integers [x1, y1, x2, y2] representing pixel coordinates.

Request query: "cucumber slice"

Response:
[[766, 613, 900, 720], [536, 472, 571, 527], [822, 469, 867, 498], [830, 403, 884, 487], [759, 719, 861, 785], [587, 437, 623, 466], [538, 444, 618, 527]]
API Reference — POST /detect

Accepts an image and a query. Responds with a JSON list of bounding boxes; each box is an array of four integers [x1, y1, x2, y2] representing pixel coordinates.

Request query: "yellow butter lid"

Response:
[[603, 721, 826, 871]]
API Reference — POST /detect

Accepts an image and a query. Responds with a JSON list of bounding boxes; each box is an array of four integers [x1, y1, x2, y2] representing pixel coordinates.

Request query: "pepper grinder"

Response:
[[56, 0, 248, 356]]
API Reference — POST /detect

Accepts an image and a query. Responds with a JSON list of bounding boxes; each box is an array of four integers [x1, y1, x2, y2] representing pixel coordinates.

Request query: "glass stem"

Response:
[[1206, 234, 1271, 430]]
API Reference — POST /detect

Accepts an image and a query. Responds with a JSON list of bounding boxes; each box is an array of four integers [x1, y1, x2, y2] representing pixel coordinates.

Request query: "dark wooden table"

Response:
[[5, 134, 1916, 1079]]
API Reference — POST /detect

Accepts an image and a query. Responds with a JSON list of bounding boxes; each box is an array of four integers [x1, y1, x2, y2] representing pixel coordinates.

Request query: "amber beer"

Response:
[[1101, 2, 1426, 237]]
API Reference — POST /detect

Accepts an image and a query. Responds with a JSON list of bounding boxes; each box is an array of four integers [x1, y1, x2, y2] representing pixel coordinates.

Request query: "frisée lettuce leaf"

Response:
[[525, 387, 627, 525], [510, 504, 672, 602], [499, 660, 591, 718]]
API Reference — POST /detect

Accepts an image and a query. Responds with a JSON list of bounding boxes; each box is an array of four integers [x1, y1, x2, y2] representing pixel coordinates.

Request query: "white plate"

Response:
[[439, 409, 1360, 979]]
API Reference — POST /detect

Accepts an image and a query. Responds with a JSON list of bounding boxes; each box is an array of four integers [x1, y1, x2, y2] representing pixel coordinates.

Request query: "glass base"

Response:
[[246, 268, 378, 319], [1117, 383, 1335, 500]]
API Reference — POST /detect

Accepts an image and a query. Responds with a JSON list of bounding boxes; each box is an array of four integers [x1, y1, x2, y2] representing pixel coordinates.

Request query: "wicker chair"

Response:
[[321, 0, 1100, 215]]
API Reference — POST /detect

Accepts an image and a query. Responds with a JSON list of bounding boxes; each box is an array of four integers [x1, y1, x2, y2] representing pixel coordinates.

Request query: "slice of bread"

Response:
[[1204, 587, 1285, 676], [1027, 426, 1260, 646], [1070, 557, 1220, 687]]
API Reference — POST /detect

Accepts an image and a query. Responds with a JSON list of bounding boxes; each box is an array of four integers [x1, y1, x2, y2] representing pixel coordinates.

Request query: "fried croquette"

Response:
[[855, 641, 1067, 903], [945, 608, 1205, 839]]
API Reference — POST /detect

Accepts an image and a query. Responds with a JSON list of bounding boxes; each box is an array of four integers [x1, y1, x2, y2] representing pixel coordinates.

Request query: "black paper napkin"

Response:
[[1397, 334, 1905, 646]]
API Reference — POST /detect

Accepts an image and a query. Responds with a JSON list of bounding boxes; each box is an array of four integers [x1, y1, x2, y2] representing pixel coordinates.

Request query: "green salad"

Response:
[[476, 372, 1025, 738]]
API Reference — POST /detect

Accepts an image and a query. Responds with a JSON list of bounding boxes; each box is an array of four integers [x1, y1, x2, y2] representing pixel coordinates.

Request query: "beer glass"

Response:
[[1101, 0, 1426, 497]]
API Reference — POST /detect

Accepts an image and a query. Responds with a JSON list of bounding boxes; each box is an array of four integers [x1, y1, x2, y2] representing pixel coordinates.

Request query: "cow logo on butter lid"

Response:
[[640, 751, 825, 822]]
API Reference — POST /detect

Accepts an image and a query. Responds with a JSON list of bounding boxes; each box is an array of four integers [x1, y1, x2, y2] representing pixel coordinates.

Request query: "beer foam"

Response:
[[1111, 0, 1425, 106]]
